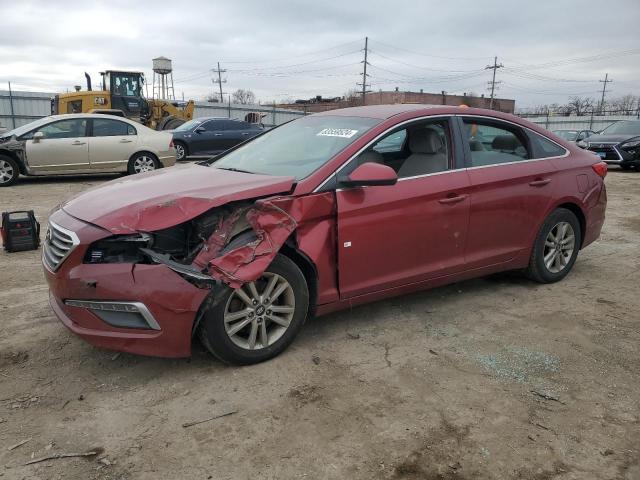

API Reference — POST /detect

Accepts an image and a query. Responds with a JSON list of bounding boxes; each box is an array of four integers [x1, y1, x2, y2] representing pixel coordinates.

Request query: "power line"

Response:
[[370, 39, 494, 61]]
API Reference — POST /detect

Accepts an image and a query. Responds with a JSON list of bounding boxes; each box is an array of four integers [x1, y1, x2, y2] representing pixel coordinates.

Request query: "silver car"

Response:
[[0, 114, 176, 186]]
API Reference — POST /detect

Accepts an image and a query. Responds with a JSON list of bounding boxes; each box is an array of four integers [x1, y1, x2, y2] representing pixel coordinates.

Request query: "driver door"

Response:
[[335, 117, 471, 299], [25, 118, 89, 172]]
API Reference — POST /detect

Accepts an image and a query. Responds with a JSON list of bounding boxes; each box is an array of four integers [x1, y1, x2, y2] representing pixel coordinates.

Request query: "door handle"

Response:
[[438, 194, 468, 205], [529, 178, 551, 187], [119, 139, 133, 143], [241, 132, 249, 135], [71, 141, 86, 146], [213, 133, 223, 136]]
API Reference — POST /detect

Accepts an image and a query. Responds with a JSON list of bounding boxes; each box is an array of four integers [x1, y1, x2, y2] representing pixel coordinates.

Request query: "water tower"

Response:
[[152, 56, 175, 100]]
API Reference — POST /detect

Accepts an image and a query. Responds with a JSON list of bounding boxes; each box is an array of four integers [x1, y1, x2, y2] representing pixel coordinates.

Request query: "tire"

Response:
[[127, 153, 159, 175], [198, 254, 309, 365], [174, 141, 188, 161], [525, 208, 582, 283], [0, 155, 19, 187], [164, 118, 185, 130]]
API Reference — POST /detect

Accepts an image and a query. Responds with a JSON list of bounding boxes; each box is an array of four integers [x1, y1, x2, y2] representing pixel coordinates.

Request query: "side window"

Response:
[[350, 119, 451, 179], [373, 130, 406, 154], [528, 131, 567, 158], [203, 121, 222, 132], [221, 120, 243, 130], [462, 118, 528, 167], [92, 118, 135, 137], [36, 119, 87, 139]]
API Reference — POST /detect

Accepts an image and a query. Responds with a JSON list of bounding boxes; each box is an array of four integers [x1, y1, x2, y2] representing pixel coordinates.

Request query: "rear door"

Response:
[[335, 116, 472, 299], [24, 118, 89, 172], [222, 120, 258, 149], [459, 116, 560, 269], [88, 118, 138, 170]]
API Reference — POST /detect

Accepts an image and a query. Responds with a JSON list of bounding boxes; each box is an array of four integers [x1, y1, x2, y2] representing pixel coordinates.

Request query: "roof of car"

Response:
[[312, 104, 517, 120]]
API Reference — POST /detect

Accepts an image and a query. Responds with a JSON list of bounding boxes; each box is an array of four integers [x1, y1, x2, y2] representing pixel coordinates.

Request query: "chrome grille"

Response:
[[42, 221, 79, 272]]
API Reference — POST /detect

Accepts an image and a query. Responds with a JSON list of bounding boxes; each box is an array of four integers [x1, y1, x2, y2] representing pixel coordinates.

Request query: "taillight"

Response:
[[592, 161, 607, 178], [169, 139, 174, 149]]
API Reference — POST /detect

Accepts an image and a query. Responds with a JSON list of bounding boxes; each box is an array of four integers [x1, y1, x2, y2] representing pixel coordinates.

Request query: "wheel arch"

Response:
[[553, 202, 587, 249], [0, 149, 27, 175], [279, 240, 319, 319], [128, 150, 160, 166]]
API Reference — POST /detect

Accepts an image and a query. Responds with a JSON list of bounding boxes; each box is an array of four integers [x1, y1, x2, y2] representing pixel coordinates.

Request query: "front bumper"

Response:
[[586, 143, 639, 166], [43, 209, 209, 358]]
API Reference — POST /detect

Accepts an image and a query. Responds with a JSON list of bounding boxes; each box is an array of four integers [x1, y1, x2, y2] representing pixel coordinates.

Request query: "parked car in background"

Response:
[[553, 129, 596, 143], [44, 105, 607, 364], [171, 117, 263, 160], [0, 114, 176, 186], [577, 120, 640, 170]]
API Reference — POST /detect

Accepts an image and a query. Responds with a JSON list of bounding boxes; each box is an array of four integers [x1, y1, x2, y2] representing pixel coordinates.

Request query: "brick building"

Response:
[[280, 89, 515, 114]]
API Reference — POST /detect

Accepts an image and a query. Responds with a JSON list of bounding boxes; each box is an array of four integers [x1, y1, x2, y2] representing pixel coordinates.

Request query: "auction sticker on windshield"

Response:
[[317, 128, 359, 138]]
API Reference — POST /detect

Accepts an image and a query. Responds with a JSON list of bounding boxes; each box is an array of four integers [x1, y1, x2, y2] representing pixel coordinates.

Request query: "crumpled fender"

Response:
[[192, 193, 335, 289]]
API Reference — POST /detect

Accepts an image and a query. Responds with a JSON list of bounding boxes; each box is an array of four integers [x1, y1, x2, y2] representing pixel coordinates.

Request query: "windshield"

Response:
[[1, 117, 52, 138], [601, 121, 640, 136], [174, 119, 203, 132], [554, 130, 578, 141], [213, 115, 380, 180]]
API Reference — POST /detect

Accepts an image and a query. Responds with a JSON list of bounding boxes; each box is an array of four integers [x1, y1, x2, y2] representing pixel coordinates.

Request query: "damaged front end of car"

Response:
[[83, 197, 300, 290]]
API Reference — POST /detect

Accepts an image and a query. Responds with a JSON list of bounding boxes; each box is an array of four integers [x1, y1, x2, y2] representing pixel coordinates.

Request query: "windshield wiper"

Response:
[[215, 167, 255, 174]]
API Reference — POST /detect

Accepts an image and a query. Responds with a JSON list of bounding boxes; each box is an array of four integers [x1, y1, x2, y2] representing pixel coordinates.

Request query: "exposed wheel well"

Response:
[[556, 203, 586, 248], [280, 242, 318, 319]]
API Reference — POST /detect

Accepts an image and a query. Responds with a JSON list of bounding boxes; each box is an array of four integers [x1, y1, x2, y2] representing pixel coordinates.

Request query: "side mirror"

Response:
[[194, 126, 206, 133], [32, 131, 44, 143], [339, 162, 398, 188]]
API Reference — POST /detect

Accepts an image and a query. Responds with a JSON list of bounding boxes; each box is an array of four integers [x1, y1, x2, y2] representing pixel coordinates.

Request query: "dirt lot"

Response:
[[0, 170, 638, 480]]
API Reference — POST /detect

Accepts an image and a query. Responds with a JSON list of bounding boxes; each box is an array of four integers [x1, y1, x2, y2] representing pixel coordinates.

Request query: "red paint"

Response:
[[45, 105, 607, 358]]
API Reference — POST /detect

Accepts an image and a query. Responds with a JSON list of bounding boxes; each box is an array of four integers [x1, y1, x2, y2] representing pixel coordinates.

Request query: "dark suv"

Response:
[[171, 117, 263, 160], [577, 120, 640, 170]]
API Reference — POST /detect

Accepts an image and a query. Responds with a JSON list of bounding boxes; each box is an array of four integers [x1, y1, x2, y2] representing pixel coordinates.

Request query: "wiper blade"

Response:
[[216, 167, 255, 174]]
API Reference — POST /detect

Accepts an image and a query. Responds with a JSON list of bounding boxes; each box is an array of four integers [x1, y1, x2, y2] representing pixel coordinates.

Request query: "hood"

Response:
[[62, 163, 295, 234], [585, 134, 634, 144]]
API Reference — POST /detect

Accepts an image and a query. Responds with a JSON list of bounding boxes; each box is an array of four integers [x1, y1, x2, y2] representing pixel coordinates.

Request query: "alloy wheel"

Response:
[[223, 273, 295, 350], [0, 159, 14, 184], [175, 144, 185, 160], [543, 222, 575, 274], [133, 156, 156, 173]]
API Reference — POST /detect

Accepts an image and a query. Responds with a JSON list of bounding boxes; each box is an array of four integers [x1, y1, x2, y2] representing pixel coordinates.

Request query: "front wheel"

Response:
[[0, 155, 19, 187], [525, 208, 582, 283], [127, 153, 159, 174], [198, 254, 309, 365]]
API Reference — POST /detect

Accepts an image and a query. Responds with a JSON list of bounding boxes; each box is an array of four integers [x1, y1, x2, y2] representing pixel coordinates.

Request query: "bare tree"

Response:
[[342, 89, 360, 107], [232, 89, 256, 105], [566, 96, 595, 116], [609, 94, 639, 114]]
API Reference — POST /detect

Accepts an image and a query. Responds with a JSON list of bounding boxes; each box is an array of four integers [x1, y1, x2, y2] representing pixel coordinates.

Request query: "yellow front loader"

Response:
[[51, 71, 194, 130]]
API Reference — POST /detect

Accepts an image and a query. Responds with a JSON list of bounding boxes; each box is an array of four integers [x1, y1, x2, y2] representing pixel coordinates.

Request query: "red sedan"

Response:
[[43, 105, 607, 364]]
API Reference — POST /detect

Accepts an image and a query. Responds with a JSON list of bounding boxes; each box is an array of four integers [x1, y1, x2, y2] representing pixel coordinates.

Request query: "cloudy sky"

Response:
[[1, 0, 639, 110]]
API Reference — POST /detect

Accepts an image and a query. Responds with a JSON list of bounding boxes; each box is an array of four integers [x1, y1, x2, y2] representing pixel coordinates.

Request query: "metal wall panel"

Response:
[[0, 90, 54, 129]]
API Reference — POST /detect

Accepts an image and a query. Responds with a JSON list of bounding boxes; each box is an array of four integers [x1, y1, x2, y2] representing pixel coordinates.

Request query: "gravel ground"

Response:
[[0, 170, 638, 480]]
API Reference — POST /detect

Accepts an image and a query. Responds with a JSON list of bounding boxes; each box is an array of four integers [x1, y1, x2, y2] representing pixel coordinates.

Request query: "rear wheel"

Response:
[[174, 141, 188, 161], [0, 155, 19, 187], [127, 153, 159, 174], [198, 254, 309, 365], [525, 208, 582, 283]]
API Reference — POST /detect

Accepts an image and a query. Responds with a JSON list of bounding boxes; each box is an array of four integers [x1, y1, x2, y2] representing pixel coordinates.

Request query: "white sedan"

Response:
[[0, 114, 176, 186]]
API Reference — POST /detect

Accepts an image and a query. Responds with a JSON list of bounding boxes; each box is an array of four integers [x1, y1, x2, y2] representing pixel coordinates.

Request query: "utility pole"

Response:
[[598, 73, 612, 114], [213, 62, 227, 103], [485, 56, 504, 110], [356, 37, 370, 106]]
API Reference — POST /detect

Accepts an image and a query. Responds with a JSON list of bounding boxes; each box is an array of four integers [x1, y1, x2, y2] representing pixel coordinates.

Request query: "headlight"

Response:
[[620, 139, 640, 150], [577, 140, 588, 148], [84, 233, 152, 264]]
